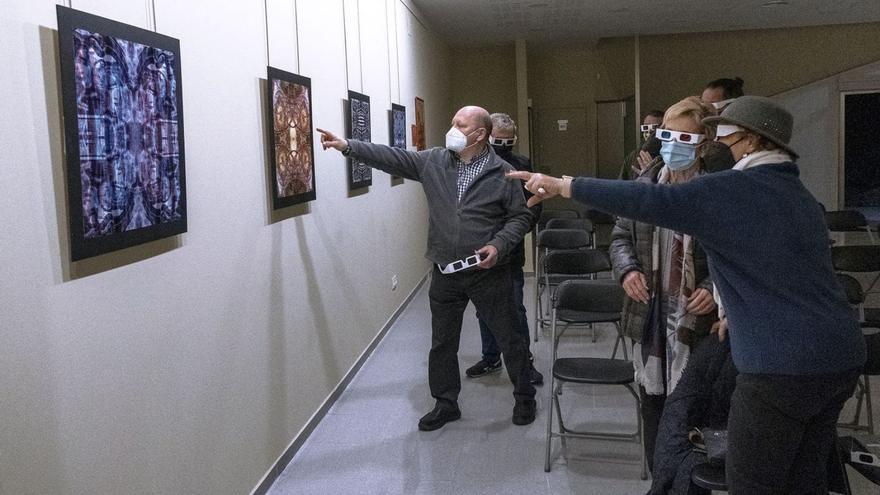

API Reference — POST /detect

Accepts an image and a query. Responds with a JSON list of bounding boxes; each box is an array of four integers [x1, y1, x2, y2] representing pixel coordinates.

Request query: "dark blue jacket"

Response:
[[571, 163, 866, 375]]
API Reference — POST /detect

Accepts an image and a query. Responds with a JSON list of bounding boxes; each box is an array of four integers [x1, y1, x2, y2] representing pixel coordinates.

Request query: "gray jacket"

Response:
[[346, 140, 531, 266], [609, 162, 715, 342]]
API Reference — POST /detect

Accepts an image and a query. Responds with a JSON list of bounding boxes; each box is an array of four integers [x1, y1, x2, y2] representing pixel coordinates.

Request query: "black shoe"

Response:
[[418, 404, 461, 431], [530, 366, 544, 386], [465, 358, 503, 378], [512, 399, 536, 425]]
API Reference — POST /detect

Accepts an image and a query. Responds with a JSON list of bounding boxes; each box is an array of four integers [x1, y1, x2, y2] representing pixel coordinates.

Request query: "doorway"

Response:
[[596, 96, 636, 179], [842, 91, 880, 208]]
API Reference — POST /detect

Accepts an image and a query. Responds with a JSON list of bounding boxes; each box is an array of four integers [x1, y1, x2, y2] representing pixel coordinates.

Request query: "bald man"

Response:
[[318, 106, 537, 430]]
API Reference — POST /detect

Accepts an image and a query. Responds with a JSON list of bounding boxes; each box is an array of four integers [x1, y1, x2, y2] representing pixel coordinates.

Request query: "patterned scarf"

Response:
[[634, 168, 700, 396]]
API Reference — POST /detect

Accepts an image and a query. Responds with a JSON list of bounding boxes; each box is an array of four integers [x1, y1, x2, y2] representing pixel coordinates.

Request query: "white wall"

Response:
[[0, 1, 450, 494], [774, 60, 880, 209]]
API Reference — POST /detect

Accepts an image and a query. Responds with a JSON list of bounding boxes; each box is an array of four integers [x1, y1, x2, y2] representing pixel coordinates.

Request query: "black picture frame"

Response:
[[266, 66, 316, 209], [57, 6, 187, 261], [389, 103, 406, 182], [346, 90, 372, 189]]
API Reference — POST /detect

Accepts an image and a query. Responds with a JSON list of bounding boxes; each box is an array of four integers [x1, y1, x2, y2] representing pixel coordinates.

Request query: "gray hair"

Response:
[[490, 113, 516, 134]]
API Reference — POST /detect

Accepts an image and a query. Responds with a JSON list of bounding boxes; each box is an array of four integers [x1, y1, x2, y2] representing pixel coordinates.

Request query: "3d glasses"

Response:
[[712, 98, 737, 110], [656, 129, 706, 144], [640, 123, 659, 133], [438, 254, 483, 274], [715, 124, 746, 138], [489, 136, 517, 147]]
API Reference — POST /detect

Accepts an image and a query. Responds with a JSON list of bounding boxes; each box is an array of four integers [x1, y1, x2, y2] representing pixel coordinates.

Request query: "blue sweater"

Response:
[[572, 163, 866, 375]]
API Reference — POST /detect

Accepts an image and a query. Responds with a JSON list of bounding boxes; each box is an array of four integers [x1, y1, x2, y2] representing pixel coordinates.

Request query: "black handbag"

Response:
[[689, 427, 728, 465], [702, 428, 728, 465]]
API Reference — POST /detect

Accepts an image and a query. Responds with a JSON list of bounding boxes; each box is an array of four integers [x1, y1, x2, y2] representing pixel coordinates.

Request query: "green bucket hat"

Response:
[[702, 95, 798, 158]]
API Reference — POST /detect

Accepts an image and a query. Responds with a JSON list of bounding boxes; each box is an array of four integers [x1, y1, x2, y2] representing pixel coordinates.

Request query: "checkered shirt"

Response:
[[455, 146, 490, 201]]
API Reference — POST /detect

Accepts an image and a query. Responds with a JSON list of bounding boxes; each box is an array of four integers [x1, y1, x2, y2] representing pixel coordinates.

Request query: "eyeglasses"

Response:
[[656, 129, 706, 144], [712, 98, 736, 110], [439, 254, 483, 274], [640, 124, 659, 133], [489, 136, 517, 147]]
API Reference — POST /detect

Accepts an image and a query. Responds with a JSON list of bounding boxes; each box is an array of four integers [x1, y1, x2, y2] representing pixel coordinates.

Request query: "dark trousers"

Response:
[[639, 385, 667, 474], [726, 369, 860, 494], [476, 266, 531, 362], [428, 265, 536, 409]]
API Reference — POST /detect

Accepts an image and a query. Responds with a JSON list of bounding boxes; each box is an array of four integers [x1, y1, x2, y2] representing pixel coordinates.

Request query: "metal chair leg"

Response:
[[866, 374, 874, 435], [545, 368, 555, 472]]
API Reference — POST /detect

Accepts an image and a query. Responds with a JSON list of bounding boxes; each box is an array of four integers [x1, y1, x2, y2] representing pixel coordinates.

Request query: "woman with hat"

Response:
[[510, 96, 865, 494]]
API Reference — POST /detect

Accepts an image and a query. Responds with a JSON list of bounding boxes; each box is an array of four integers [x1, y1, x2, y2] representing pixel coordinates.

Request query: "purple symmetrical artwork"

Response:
[[74, 29, 182, 238], [58, 6, 187, 261]]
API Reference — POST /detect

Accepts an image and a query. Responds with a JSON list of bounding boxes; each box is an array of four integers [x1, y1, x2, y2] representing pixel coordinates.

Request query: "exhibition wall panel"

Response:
[[0, 1, 450, 494]]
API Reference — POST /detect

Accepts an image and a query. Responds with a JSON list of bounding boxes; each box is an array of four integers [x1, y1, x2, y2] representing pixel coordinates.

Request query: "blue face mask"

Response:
[[660, 140, 698, 171]]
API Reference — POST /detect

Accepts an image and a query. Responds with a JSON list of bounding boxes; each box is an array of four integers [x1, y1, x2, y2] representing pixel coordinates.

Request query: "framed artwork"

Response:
[[267, 66, 316, 209], [57, 6, 187, 261], [389, 103, 406, 181], [413, 96, 426, 151], [346, 90, 372, 189]]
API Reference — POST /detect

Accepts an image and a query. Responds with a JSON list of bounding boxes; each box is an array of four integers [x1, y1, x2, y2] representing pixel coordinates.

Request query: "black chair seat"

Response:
[[557, 309, 620, 324], [691, 462, 728, 491], [864, 307, 880, 323], [545, 273, 590, 285], [552, 357, 633, 384], [839, 436, 880, 485]]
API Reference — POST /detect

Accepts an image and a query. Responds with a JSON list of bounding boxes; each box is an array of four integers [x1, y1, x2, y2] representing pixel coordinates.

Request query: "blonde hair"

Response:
[[662, 96, 717, 140]]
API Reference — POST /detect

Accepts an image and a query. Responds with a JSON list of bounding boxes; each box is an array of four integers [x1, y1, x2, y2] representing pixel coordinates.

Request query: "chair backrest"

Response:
[[544, 249, 610, 276], [825, 210, 868, 232], [545, 217, 595, 233], [831, 245, 880, 273], [837, 273, 865, 305], [583, 209, 616, 226], [864, 328, 880, 375], [537, 229, 590, 250], [537, 209, 580, 230], [554, 279, 625, 314]]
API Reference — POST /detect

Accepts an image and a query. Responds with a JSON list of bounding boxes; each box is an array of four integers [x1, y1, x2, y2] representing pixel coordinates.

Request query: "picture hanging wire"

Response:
[[293, 0, 300, 74], [341, 0, 350, 92], [263, 0, 271, 67], [148, 0, 157, 32], [356, 0, 364, 93], [384, 0, 393, 104]]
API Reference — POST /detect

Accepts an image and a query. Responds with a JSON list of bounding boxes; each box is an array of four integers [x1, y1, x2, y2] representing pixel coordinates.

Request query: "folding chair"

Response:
[[544, 279, 645, 478], [535, 250, 612, 343], [533, 209, 582, 271], [832, 245, 880, 322], [826, 210, 876, 244], [532, 230, 592, 341], [839, 328, 880, 435]]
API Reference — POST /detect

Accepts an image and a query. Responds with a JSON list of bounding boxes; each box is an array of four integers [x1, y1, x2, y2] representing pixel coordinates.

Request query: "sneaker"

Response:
[[418, 403, 461, 431], [512, 399, 536, 425], [465, 358, 503, 378], [530, 365, 544, 385]]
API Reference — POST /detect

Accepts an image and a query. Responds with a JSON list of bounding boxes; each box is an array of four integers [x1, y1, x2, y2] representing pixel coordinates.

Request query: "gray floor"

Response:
[[269, 275, 880, 495]]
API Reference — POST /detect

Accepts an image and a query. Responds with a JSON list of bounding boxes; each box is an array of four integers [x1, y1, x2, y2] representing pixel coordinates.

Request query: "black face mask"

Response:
[[642, 135, 662, 159], [702, 140, 737, 173], [492, 144, 514, 157]]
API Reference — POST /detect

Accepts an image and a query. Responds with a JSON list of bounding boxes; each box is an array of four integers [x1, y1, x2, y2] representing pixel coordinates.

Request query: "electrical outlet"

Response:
[[391, 274, 399, 291]]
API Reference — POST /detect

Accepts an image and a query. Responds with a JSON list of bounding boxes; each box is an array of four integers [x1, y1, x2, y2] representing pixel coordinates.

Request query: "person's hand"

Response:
[[475, 245, 498, 269], [637, 150, 653, 171], [622, 271, 649, 304], [686, 288, 716, 316], [711, 317, 728, 342], [316, 128, 348, 151], [506, 171, 572, 207]]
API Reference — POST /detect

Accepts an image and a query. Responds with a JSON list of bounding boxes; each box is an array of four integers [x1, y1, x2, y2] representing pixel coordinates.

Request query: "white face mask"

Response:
[[445, 127, 468, 153]]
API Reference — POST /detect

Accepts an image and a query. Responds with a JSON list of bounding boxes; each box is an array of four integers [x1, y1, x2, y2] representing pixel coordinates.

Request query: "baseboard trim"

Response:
[[249, 269, 431, 495]]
